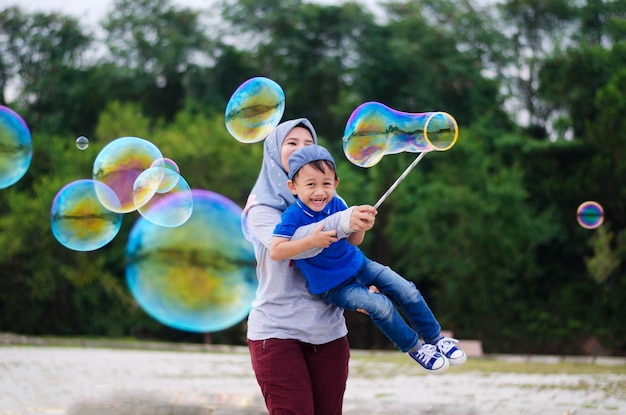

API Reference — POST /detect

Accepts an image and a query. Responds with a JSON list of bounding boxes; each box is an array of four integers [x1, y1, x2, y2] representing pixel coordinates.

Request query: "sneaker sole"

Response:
[[421, 357, 449, 374], [448, 354, 467, 366]]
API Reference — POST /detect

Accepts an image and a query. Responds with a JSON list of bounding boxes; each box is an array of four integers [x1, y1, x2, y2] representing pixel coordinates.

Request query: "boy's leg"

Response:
[[304, 336, 350, 415], [248, 338, 315, 415], [357, 259, 442, 343], [321, 282, 419, 352]]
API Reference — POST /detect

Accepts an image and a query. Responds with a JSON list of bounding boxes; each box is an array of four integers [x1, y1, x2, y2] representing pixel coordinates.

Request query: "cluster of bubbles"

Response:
[[577, 201, 604, 229], [0, 105, 33, 189], [50, 132, 257, 332], [0, 103, 260, 334], [51, 136, 193, 252], [225, 77, 285, 143], [342, 101, 458, 168]]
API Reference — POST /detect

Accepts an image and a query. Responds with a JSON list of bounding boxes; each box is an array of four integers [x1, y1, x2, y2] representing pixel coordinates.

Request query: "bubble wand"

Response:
[[373, 151, 427, 209], [342, 101, 458, 209]]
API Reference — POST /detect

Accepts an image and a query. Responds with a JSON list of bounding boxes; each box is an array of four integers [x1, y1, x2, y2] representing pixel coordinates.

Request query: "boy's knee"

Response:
[[367, 294, 394, 319]]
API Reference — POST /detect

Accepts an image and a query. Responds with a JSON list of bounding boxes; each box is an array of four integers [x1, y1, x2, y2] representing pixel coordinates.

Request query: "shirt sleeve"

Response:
[[246, 205, 283, 249], [248, 205, 352, 260], [272, 208, 298, 239]]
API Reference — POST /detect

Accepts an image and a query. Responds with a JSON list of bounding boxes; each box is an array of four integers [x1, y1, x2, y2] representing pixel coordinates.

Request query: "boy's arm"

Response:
[[270, 236, 311, 261], [248, 204, 376, 259], [270, 224, 338, 261], [347, 229, 366, 246]]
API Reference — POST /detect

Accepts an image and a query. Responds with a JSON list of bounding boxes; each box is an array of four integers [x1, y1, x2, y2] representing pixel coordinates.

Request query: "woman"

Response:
[[241, 118, 376, 415]]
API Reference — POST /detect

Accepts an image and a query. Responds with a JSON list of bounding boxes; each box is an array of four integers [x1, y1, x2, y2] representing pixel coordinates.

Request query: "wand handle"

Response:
[[373, 152, 427, 210]]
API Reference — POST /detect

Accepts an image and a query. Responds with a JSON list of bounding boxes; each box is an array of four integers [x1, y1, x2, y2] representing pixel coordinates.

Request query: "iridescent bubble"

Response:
[[126, 189, 257, 332], [0, 105, 33, 189], [133, 167, 193, 227], [577, 201, 604, 229], [75, 136, 89, 150], [343, 101, 458, 168], [225, 77, 285, 143], [150, 157, 180, 193], [92, 136, 163, 213], [51, 179, 123, 251]]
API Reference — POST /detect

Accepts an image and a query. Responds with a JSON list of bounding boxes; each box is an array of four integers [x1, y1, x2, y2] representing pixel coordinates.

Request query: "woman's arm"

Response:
[[247, 205, 373, 260], [270, 224, 339, 260]]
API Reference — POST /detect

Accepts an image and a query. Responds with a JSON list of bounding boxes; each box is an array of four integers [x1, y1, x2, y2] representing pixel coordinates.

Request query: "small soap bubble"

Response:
[[0, 105, 33, 189], [225, 77, 285, 143], [75, 136, 89, 150], [577, 201, 604, 229], [126, 189, 257, 332], [51, 179, 123, 251], [343, 102, 458, 168]]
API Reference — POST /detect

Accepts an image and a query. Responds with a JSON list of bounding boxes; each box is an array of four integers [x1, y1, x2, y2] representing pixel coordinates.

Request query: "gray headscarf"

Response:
[[242, 118, 318, 240]]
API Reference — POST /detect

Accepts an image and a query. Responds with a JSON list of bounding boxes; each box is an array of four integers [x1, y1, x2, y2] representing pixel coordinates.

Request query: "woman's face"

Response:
[[280, 126, 315, 172]]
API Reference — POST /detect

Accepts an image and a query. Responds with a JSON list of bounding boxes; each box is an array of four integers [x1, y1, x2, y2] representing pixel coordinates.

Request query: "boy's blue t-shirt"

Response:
[[273, 197, 365, 294]]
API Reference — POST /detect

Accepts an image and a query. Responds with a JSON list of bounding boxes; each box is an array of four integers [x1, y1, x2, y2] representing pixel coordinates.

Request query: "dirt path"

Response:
[[1, 346, 624, 415]]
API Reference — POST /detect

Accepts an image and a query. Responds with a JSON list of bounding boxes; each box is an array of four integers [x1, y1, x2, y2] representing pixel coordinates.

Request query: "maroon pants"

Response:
[[248, 336, 350, 415]]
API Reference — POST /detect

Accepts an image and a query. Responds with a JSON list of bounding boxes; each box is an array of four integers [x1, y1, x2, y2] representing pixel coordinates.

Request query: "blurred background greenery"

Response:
[[1, 0, 625, 356]]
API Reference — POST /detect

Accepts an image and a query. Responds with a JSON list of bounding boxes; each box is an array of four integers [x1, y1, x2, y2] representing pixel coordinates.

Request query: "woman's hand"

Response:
[[356, 285, 380, 315], [349, 205, 377, 232]]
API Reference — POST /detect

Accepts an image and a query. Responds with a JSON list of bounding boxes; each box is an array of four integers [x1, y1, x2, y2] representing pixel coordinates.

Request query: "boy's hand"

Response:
[[309, 224, 338, 248]]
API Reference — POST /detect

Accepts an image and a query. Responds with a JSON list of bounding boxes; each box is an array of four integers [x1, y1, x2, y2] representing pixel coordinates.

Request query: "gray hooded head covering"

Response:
[[241, 118, 317, 240]]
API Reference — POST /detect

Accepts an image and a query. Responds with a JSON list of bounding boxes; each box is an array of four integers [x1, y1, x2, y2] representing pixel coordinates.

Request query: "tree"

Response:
[[220, 0, 378, 138], [102, 0, 213, 120], [497, 0, 578, 135], [0, 7, 94, 131]]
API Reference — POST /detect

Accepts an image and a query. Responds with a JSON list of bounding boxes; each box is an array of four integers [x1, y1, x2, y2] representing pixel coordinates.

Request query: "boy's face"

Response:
[[281, 127, 315, 172], [288, 164, 339, 212]]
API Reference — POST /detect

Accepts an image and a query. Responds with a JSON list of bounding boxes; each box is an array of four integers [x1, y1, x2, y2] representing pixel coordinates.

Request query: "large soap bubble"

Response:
[[92, 136, 163, 213], [126, 189, 257, 332], [0, 105, 33, 189], [577, 201, 604, 229], [51, 179, 123, 251], [343, 101, 458, 168], [225, 77, 285, 143]]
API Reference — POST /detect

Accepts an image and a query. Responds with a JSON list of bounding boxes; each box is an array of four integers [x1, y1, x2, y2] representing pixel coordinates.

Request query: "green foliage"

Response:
[[220, 0, 378, 137], [585, 226, 621, 284], [145, 108, 263, 205]]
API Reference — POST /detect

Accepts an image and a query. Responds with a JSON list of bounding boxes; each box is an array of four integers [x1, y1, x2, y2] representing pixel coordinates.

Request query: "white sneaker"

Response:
[[435, 337, 467, 366], [408, 343, 449, 374]]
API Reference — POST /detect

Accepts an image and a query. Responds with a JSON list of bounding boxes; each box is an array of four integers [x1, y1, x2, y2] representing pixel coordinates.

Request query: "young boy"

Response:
[[270, 144, 466, 374]]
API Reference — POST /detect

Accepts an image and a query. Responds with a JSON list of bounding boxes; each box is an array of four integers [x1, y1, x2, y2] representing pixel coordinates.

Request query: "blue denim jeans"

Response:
[[319, 258, 441, 352]]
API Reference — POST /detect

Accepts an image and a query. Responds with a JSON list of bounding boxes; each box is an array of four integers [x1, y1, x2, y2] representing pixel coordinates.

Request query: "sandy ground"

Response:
[[1, 345, 625, 415]]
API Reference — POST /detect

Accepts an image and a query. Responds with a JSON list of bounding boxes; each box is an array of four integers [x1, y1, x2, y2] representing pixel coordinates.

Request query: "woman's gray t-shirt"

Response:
[[245, 204, 350, 344]]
